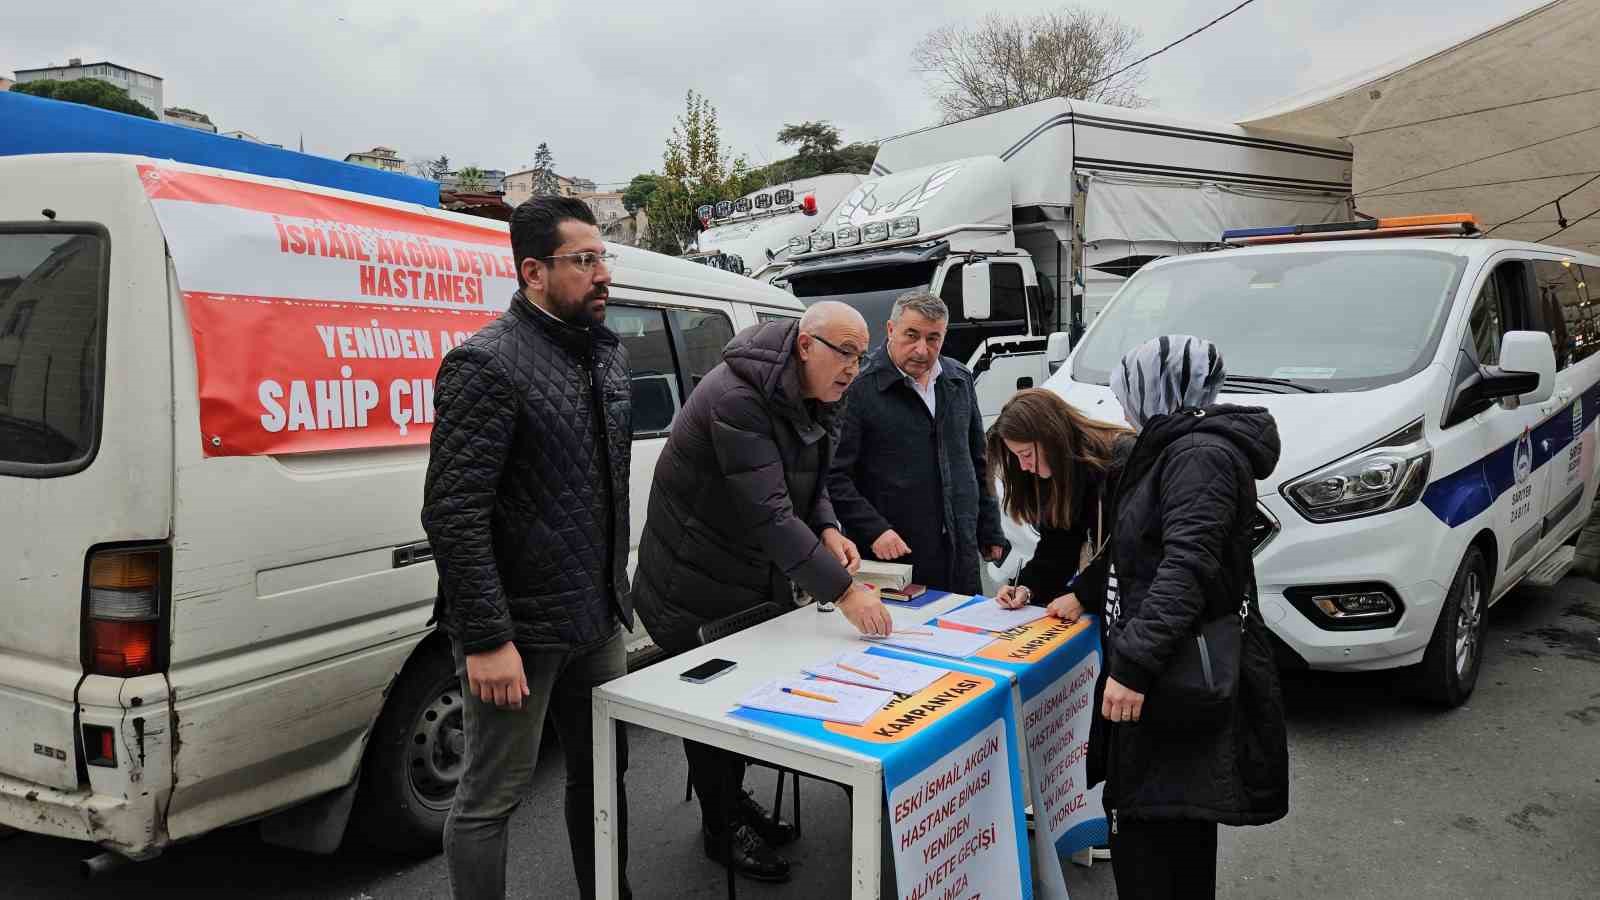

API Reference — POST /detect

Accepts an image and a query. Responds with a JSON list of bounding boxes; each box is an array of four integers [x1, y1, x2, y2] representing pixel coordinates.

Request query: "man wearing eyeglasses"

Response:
[[422, 196, 633, 900], [828, 291, 1007, 598], [634, 301, 893, 882]]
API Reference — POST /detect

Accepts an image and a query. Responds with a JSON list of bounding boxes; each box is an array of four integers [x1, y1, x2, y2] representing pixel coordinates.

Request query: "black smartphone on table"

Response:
[[679, 658, 737, 684]]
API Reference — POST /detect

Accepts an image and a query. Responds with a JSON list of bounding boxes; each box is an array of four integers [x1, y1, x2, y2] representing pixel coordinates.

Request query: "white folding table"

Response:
[[592, 592, 980, 900]]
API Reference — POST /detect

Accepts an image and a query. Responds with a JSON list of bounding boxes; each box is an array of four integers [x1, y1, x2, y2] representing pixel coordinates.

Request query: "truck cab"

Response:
[[781, 98, 1355, 423]]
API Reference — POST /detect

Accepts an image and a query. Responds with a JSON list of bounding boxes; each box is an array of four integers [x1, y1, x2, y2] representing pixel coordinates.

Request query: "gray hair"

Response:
[[890, 291, 949, 324]]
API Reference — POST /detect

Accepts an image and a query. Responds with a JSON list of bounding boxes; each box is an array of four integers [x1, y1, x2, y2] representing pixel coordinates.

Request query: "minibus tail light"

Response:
[[84, 546, 168, 677]]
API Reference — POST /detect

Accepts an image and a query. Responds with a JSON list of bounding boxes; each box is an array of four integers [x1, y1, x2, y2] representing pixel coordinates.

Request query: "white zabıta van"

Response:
[[0, 153, 803, 864], [1016, 218, 1600, 705]]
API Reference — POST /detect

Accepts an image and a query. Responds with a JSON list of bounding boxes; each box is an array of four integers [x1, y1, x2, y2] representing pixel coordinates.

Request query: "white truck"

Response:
[[686, 172, 864, 282], [780, 97, 1357, 420]]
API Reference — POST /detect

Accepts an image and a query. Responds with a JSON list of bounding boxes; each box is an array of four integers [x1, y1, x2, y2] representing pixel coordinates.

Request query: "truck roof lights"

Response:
[[1222, 214, 1479, 245], [863, 222, 890, 242], [891, 215, 919, 239], [836, 225, 861, 248], [810, 230, 835, 251], [788, 235, 810, 254]]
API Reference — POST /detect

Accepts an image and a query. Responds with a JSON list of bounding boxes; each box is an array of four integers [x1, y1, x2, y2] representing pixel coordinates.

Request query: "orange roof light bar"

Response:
[[1222, 213, 1480, 245]]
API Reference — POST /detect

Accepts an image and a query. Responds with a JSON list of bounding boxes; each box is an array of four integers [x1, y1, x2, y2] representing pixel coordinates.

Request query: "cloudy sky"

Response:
[[4, 0, 1546, 188]]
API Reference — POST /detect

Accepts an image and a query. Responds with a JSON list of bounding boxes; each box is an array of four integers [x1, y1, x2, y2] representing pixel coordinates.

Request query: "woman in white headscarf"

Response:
[[1087, 335, 1289, 899]]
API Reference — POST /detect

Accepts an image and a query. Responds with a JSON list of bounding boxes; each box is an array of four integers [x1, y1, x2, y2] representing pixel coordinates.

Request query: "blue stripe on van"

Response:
[[1421, 382, 1600, 527]]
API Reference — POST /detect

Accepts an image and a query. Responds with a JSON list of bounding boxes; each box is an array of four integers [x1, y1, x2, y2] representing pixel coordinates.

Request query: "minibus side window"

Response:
[[1532, 259, 1592, 369], [607, 303, 678, 437], [0, 228, 108, 474], [1467, 272, 1507, 366], [667, 308, 734, 396]]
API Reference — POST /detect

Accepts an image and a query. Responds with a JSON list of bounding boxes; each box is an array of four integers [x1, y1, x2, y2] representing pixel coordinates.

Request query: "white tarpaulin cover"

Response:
[[1241, 0, 1600, 252], [1082, 173, 1349, 244]]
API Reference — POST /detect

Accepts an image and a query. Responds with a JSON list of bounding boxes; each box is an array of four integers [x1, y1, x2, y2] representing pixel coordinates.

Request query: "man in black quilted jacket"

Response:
[[421, 196, 633, 900]]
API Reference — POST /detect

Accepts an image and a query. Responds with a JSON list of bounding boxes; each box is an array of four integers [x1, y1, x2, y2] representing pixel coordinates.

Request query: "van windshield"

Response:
[[1072, 249, 1467, 393], [0, 230, 106, 472]]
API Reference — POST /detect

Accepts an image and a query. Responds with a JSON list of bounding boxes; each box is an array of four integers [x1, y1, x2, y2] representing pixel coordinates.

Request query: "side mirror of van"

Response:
[[1496, 330, 1556, 405], [963, 262, 992, 320], [1046, 332, 1072, 375]]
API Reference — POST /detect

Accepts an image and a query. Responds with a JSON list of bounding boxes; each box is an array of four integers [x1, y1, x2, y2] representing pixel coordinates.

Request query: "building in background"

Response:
[[162, 106, 216, 133], [502, 169, 594, 206], [14, 58, 163, 114], [222, 130, 283, 148], [344, 146, 406, 173], [602, 207, 647, 247], [577, 191, 627, 227]]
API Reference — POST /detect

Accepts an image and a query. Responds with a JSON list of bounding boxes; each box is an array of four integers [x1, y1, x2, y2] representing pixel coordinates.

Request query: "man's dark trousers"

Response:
[[445, 629, 630, 900]]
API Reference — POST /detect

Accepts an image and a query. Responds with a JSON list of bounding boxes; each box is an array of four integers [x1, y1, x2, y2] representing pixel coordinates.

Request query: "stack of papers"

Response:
[[937, 602, 1050, 633], [803, 650, 949, 695], [736, 677, 896, 725], [863, 628, 995, 659]]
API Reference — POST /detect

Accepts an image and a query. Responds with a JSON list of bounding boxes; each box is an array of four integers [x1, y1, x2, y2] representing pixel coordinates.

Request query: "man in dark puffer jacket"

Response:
[[634, 302, 894, 881], [422, 196, 633, 900]]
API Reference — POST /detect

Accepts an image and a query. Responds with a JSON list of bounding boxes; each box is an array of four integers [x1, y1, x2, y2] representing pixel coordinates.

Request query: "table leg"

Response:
[[850, 769, 883, 900], [593, 693, 621, 900]]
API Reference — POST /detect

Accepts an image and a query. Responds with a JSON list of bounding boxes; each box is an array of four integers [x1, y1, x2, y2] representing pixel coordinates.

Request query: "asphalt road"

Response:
[[8, 576, 1599, 899]]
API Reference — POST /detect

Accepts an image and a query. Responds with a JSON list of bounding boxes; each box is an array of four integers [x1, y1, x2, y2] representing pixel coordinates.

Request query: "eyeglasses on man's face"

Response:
[[807, 332, 867, 368], [540, 250, 617, 273]]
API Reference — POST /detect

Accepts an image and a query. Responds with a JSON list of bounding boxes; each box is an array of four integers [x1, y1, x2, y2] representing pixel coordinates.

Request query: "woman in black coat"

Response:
[[1092, 335, 1289, 898]]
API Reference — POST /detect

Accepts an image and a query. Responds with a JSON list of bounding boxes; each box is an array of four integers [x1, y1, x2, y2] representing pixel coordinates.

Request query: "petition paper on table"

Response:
[[803, 650, 950, 695], [735, 678, 896, 725]]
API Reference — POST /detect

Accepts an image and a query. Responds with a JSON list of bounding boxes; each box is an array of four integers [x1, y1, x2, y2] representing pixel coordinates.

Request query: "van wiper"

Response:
[[1223, 375, 1327, 394]]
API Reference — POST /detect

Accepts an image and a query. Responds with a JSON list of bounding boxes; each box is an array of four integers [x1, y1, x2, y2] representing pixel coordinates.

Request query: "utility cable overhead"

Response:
[[1353, 120, 1600, 197], [1347, 86, 1600, 138], [1540, 203, 1600, 243], [1084, 0, 1261, 90], [1485, 171, 1600, 236], [1363, 170, 1600, 200]]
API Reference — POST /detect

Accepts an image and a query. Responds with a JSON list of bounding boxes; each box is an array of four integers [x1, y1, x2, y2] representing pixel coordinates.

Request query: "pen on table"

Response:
[[782, 686, 837, 703], [936, 620, 988, 635], [836, 662, 880, 680]]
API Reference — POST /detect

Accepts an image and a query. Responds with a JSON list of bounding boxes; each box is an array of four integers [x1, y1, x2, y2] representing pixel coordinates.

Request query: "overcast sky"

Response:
[[4, 0, 1546, 188]]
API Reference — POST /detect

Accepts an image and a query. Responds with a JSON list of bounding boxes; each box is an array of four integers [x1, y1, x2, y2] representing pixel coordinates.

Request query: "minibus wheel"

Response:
[[350, 643, 459, 854], [1417, 546, 1489, 707]]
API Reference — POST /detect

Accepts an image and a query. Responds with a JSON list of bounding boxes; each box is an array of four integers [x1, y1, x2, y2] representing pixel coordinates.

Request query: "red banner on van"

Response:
[[140, 165, 516, 456]]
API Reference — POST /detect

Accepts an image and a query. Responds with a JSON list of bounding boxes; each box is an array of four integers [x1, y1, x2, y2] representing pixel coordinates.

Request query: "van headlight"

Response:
[[1282, 418, 1431, 523]]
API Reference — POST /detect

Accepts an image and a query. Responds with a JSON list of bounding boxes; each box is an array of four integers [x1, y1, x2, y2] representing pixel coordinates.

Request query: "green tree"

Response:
[[532, 143, 560, 197], [644, 91, 757, 255], [455, 166, 487, 192], [429, 155, 451, 181], [757, 131, 878, 184], [622, 173, 660, 214], [13, 77, 158, 120], [776, 121, 842, 158]]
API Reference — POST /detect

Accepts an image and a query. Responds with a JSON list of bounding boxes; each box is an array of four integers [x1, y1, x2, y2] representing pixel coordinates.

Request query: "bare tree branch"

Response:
[[914, 7, 1148, 123]]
